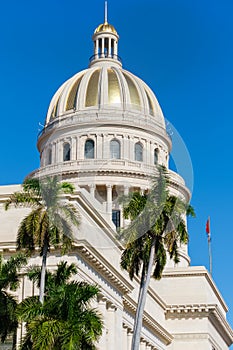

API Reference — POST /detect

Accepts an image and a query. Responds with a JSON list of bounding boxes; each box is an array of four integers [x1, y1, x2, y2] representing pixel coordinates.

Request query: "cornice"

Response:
[[165, 303, 233, 346], [209, 305, 233, 346], [74, 241, 133, 295], [28, 164, 190, 201], [0, 241, 133, 295], [162, 266, 228, 312], [123, 296, 173, 345], [38, 111, 170, 148]]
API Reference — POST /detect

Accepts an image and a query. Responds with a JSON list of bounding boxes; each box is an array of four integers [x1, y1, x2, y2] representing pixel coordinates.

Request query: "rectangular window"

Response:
[[112, 210, 120, 229]]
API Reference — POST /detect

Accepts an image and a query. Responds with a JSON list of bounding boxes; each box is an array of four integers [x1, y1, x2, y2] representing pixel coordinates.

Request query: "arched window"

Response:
[[85, 139, 95, 159], [63, 143, 71, 162], [47, 148, 52, 165], [154, 148, 159, 165], [110, 139, 120, 159], [135, 142, 143, 162]]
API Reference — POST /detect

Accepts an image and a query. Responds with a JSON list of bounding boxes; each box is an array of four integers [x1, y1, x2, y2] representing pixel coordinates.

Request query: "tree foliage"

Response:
[[120, 166, 195, 350], [5, 176, 80, 304], [0, 253, 27, 347], [17, 262, 103, 350]]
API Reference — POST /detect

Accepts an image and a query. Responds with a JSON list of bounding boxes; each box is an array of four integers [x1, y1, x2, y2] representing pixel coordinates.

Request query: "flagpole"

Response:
[[208, 236, 212, 276], [206, 216, 212, 276]]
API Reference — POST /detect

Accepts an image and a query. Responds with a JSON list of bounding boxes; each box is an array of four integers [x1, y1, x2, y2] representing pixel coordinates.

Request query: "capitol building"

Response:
[[0, 8, 232, 350]]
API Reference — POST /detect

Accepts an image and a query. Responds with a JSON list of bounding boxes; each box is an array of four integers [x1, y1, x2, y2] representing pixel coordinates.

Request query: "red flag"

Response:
[[206, 217, 211, 242]]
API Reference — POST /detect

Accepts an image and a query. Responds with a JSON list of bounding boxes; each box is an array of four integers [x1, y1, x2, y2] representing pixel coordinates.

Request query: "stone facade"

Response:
[[0, 11, 232, 350]]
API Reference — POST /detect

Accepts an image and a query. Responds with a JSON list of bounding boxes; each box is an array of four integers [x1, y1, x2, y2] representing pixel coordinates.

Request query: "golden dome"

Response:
[[45, 66, 165, 128], [94, 22, 118, 35]]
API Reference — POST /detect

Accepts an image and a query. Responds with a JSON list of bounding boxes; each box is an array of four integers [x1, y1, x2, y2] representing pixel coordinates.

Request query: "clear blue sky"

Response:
[[0, 0, 232, 341]]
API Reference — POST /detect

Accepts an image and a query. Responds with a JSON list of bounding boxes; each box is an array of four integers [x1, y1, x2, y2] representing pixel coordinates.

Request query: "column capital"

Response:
[[97, 293, 108, 303], [106, 301, 117, 311]]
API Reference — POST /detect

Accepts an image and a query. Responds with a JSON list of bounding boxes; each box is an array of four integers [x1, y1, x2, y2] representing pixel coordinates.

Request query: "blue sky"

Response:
[[0, 0, 232, 341]]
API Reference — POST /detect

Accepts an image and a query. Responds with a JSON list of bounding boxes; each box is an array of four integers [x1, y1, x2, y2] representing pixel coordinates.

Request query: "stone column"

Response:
[[103, 134, 108, 159], [95, 39, 99, 58], [122, 325, 128, 349], [124, 185, 129, 196], [90, 184, 96, 199], [71, 137, 77, 160], [114, 39, 118, 56], [150, 142, 153, 165], [56, 140, 60, 163], [127, 329, 133, 350], [106, 302, 116, 349], [108, 37, 111, 57], [52, 143, 56, 164], [96, 134, 102, 159], [106, 184, 112, 214], [77, 136, 86, 160], [123, 135, 128, 159], [101, 37, 105, 57], [97, 297, 107, 350], [115, 307, 123, 348], [129, 136, 134, 161], [140, 340, 147, 350]]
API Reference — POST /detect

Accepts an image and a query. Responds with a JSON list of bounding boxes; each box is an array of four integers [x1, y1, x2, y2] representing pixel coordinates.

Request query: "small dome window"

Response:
[[154, 148, 159, 165], [110, 139, 121, 159], [135, 142, 143, 162], [47, 148, 52, 165], [85, 139, 95, 159], [63, 143, 71, 162]]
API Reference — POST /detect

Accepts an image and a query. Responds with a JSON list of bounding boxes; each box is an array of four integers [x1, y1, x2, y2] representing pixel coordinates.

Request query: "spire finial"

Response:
[[104, 1, 108, 24]]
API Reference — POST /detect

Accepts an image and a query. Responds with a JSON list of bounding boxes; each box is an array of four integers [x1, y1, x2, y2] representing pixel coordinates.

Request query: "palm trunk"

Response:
[[132, 263, 146, 335], [12, 328, 17, 350], [131, 237, 155, 350], [39, 238, 48, 304]]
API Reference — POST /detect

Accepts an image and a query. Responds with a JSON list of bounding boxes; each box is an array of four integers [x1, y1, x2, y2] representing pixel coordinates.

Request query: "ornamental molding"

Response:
[[0, 241, 133, 296], [166, 303, 217, 317], [75, 241, 133, 295], [172, 332, 209, 340], [166, 303, 233, 346], [28, 166, 190, 200], [172, 333, 222, 350], [123, 296, 173, 345], [39, 113, 170, 146], [122, 322, 162, 350], [162, 267, 228, 312]]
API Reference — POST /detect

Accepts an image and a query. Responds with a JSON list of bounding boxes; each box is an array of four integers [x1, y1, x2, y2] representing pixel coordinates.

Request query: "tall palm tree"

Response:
[[120, 166, 195, 350], [17, 262, 103, 350], [0, 253, 27, 348], [5, 176, 80, 304]]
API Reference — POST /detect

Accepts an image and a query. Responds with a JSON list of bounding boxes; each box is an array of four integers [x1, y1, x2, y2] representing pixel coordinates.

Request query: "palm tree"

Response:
[[120, 166, 195, 350], [5, 176, 80, 304], [0, 253, 27, 349], [17, 261, 103, 350]]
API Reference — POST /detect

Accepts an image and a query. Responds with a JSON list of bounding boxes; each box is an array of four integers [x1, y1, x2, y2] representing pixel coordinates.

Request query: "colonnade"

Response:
[[88, 183, 146, 215], [42, 133, 166, 168], [97, 296, 158, 350], [94, 36, 118, 59]]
